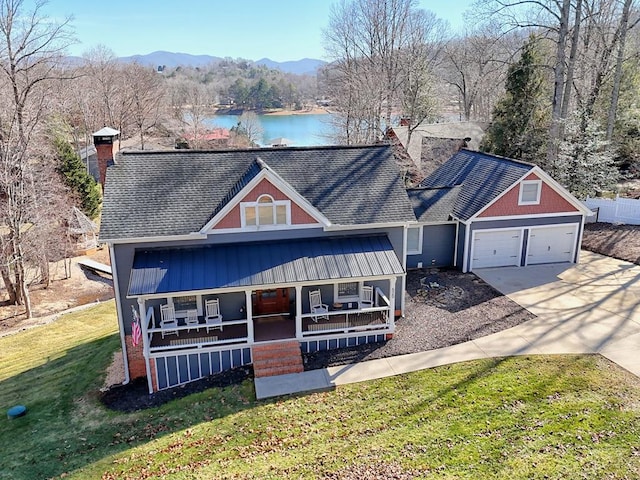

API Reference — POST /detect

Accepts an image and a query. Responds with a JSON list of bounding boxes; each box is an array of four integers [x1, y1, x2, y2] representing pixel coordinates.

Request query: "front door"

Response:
[[253, 288, 290, 315]]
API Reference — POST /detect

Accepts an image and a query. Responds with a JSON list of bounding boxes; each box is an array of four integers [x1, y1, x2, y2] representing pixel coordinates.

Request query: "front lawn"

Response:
[[1, 304, 640, 479]]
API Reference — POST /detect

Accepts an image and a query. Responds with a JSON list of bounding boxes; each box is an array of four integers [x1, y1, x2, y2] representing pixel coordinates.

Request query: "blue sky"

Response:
[[41, 0, 475, 61]]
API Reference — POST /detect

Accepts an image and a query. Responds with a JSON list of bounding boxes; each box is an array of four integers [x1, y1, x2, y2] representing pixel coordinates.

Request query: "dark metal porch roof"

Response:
[[128, 235, 404, 296]]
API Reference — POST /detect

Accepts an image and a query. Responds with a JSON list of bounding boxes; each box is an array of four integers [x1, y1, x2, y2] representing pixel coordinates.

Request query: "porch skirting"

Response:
[[147, 332, 388, 392]]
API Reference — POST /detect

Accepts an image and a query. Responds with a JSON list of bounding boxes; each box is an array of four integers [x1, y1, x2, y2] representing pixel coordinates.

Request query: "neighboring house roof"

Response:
[[128, 235, 404, 296], [100, 145, 417, 241], [407, 186, 461, 223], [392, 121, 487, 166], [419, 149, 534, 221]]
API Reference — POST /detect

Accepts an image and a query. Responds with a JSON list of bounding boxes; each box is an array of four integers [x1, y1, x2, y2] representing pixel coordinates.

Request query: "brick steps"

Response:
[[252, 341, 304, 378]]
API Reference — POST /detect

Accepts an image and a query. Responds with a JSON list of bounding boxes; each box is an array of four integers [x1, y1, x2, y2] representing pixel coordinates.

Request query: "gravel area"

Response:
[[304, 268, 535, 370]]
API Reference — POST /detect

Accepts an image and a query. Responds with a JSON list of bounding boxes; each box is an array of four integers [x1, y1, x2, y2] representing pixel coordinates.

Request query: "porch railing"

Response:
[[300, 287, 392, 337]]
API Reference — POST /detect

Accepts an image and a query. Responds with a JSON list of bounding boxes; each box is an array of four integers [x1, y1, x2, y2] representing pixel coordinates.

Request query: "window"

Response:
[[335, 281, 359, 301], [519, 180, 542, 205], [241, 195, 290, 228], [407, 226, 423, 255], [172, 295, 197, 311]]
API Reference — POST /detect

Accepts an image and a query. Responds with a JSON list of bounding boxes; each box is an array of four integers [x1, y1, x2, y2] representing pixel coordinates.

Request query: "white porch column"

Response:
[[295, 285, 303, 339], [137, 298, 153, 394], [388, 278, 396, 327], [245, 290, 254, 343]]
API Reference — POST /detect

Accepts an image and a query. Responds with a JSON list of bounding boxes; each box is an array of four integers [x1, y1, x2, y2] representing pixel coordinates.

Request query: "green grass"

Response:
[[1, 303, 640, 479]]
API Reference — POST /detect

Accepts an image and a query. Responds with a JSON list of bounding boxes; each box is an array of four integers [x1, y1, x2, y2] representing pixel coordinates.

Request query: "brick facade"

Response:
[[478, 173, 578, 218], [124, 335, 147, 380]]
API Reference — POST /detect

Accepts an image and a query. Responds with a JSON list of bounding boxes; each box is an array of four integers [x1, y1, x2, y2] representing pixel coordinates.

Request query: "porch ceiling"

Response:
[[128, 235, 404, 296]]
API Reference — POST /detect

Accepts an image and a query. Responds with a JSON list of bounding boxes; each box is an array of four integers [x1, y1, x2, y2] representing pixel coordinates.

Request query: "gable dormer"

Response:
[[201, 158, 330, 233]]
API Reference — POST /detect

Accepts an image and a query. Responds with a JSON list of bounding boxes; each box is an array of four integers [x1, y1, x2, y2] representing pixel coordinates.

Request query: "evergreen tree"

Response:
[[556, 113, 619, 198], [481, 36, 548, 163], [54, 138, 102, 219]]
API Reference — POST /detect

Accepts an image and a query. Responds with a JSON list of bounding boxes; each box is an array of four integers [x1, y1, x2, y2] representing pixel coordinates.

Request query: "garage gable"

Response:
[[477, 173, 579, 218]]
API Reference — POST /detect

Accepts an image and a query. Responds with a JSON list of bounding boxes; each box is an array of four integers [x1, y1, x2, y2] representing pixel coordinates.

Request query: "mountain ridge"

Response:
[[116, 51, 326, 74]]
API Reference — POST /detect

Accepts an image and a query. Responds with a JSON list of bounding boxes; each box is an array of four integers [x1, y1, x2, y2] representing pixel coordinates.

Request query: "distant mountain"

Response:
[[118, 51, 223, 68], [254, 57, 327, 75]]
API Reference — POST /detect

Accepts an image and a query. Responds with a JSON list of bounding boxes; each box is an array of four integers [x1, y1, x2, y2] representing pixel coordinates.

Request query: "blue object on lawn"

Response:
[[7, 405, 26, 419]]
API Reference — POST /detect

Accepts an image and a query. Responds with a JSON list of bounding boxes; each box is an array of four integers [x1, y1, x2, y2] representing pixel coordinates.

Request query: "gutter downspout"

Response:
[[453, 219, 460, 268], [109, 243, 130, 385]]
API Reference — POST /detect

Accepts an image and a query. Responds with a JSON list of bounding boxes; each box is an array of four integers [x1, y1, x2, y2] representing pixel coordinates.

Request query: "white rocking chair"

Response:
[[360, 285, 374, 309], [185, 309, 200, 332], [309, 289, 329, 322], [205, 299, 223, 332], [160, 304, 179, 338]]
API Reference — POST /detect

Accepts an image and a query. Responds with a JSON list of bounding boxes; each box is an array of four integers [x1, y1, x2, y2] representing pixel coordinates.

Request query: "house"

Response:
[[99, 138, 590, 394], [389, 121, 487, 184], [406, 149, 592, 272], [100, 143, 417, 393]]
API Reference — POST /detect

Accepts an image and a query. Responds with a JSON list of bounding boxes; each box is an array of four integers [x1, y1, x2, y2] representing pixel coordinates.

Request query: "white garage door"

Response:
[[472, 229, 522, 269], [527, 224, 577, 265]]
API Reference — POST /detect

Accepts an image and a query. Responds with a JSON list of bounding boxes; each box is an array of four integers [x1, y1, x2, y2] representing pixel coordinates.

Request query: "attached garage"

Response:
[[526, 224, 578, 265], [471, 229, 522, 269]]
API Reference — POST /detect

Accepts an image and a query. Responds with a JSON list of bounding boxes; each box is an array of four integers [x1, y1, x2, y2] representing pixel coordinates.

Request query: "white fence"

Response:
[[585, 195, 640, 225]]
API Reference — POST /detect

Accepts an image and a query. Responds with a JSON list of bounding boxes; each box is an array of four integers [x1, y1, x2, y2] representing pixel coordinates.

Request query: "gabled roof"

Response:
[[407, 186, 461, 223], [419, 149, 533, 221], [100, 145, 417, 241]]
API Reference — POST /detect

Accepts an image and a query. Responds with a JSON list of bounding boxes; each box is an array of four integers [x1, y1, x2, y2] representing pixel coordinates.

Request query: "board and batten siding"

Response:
[[406, 224, 456, 268]]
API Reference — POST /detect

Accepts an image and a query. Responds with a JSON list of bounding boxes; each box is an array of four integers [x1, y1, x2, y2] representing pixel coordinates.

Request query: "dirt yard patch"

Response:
[[582, 222, 640, 265], [0, 247, 114, 336]]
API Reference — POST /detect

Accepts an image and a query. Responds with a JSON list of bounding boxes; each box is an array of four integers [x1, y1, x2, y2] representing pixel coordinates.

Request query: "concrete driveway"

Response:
[[475, 250, 640, 376], [256, 250, 640, 399]]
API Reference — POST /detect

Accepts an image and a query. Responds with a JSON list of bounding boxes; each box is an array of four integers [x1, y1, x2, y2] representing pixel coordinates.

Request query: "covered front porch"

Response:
[[140, 280, 395, 352], [128, 235, 404, 391]]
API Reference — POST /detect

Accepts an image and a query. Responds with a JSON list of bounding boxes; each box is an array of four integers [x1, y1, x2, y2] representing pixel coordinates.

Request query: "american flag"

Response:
[[131, 306, 142, 347]]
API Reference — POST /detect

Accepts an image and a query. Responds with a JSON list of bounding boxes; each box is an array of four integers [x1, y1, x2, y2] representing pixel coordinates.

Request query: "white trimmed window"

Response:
[[335, 281, 360, 302], [241, 194, 290, 228], [519, 180, 542, 205], [407, 226, 423, 255]]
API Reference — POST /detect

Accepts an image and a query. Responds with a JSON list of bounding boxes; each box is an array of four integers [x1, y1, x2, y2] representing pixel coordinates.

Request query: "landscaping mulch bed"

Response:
[[582, 222, 640, 265], [100, 366, 253, 412]]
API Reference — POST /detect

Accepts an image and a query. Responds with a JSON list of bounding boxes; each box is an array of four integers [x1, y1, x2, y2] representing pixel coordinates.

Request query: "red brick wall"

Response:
[[96, 143, 114, 189], [478, 173, 578, 217], [149, 358, 158, 392], [213, 178, 318, 229], [124, 335, 147, 380]]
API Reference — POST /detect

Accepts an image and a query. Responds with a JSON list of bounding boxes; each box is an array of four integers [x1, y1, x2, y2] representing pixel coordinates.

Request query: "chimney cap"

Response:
[[93, 127, 120, 137]]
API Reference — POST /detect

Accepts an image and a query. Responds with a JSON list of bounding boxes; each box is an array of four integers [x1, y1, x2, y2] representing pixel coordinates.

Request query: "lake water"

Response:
[[202, 113, 336, 147]]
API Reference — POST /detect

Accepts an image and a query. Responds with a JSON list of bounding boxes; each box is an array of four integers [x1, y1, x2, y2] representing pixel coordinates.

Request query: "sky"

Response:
[[39, 0, 476, 61]]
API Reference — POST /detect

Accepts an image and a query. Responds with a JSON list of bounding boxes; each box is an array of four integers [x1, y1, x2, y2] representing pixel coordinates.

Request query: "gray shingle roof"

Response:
[[100, 145, 416, 240], [407, 186, 461, 222], [419, 149, 533, 221]]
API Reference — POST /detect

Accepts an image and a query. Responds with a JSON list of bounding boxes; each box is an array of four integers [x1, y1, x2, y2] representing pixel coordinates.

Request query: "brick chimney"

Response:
[[92, 127, 120, 191]]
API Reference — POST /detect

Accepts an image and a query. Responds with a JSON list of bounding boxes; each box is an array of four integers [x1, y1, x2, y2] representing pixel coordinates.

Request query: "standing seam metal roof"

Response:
[[128, 235, 404, 296]]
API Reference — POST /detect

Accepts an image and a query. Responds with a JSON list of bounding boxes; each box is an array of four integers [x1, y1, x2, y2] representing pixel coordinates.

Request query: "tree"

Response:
[[234, 112, 264, 146], [0, 0, 73, 316], [54, 137, 101, 219], [482, 35, 548, 163], [556, 112, 618, 198], [324, 0, 438, 144], [124, 62, 166, 149]]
